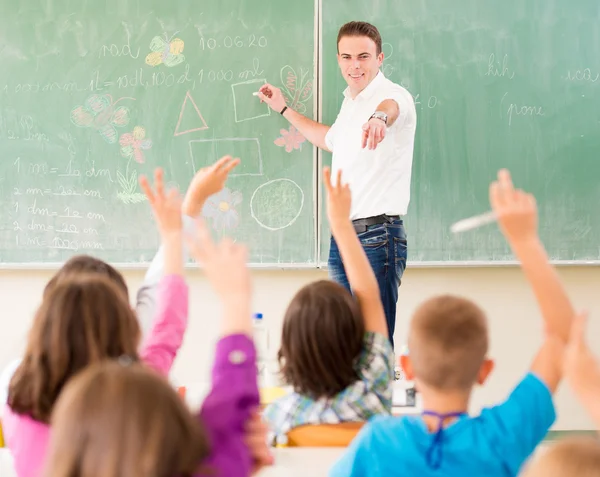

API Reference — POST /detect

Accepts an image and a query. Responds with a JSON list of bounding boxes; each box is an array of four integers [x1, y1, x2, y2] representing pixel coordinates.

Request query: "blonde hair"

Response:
[[8, 274, 140, 422], [409, 295, 488, 391], [45, 360, 210, 477], [521, 436, 600, 477]]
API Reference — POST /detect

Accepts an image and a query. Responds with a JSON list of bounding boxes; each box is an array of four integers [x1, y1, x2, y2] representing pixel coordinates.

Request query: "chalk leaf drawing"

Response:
[[280, 66, 313, 114], [70, 94, 133, 144], [145, 33, 185, 67], [202, 188, 242, 231], [120, 126, 152, 164], [116, 169, 146, 204], [274, 125, 306, 152]]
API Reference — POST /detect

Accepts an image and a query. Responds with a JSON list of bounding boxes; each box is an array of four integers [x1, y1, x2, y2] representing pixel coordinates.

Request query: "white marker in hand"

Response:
[[450, 211, 497, 233]]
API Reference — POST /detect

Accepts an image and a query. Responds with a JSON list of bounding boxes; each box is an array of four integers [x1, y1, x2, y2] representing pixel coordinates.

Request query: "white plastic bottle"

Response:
[[253, 313, 268, 386]]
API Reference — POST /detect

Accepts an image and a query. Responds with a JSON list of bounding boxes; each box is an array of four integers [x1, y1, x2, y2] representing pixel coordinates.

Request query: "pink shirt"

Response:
[[2, 274, 188, 477]]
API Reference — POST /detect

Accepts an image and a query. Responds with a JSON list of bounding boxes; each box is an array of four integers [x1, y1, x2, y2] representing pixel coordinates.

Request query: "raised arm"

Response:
[[135, 156, 240, 340], [324, 167, 387, 336], [257, 83, 331, 151], [136, 169, 187, 376], [490, 169, 575, 391], [186, 220, 261, 477]]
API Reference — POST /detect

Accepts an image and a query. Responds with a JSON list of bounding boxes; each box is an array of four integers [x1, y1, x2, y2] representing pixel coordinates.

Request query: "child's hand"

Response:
[[183, 155, 240, 217], [244, 409, 274, 474], [564, 311, 596, 391], [186, 220, 250, 303], [324, 166, 352, 232], [489, 169, 538, 244], [139, 168, 183, 238]]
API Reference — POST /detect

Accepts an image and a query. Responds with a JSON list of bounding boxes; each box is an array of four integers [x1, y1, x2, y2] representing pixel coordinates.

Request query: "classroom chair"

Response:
[[285, 422, 365, 447]]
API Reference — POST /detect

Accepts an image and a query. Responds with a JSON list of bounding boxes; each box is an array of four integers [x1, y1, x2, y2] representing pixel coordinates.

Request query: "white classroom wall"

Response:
[[1, 265, 599, 430]]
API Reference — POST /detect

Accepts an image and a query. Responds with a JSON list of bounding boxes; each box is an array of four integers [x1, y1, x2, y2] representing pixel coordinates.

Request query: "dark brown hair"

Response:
[[337, 21, 383, 55], [45, 361, 210, 477], [8, 274, 141, 423], [44, 254, 128, 299], [409, 295, 488, 391], [278, 280, 365, 399]]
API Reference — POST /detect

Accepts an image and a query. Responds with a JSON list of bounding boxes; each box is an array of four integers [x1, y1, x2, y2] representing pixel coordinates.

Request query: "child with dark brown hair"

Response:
[[330, 170, 578, 477], [264, 167, 394, 442]]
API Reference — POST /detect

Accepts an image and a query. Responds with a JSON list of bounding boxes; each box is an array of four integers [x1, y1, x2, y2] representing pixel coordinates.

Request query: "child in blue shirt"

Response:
[[330, 169, 577, 477]]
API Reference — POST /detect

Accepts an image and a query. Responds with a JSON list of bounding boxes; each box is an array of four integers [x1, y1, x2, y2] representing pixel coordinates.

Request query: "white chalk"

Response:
[[450, 211, 497, 233], [252, 92, 260, 96]]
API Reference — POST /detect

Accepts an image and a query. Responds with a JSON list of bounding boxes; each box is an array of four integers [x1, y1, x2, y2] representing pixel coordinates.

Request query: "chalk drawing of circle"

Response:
[[250, 178, 304, 231]]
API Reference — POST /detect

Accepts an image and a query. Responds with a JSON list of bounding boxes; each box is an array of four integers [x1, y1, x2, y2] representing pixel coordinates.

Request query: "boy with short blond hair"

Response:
[[329, 170, 577, 477]]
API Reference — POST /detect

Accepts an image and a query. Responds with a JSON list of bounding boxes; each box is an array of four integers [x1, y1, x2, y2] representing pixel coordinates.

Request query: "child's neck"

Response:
[[418, 382, 472, 432]]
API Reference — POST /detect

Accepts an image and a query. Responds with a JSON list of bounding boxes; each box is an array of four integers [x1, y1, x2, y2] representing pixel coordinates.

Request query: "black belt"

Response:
[[352, 214, 400, 233]]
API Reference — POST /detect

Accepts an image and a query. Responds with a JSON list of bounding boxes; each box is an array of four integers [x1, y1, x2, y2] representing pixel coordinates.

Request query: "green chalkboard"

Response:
[[0, 0, 316, 266], [321, 0, 600, 264]]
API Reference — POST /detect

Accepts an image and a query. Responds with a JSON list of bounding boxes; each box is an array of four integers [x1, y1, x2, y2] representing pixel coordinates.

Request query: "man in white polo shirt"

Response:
[[258, 21, 416, 348]]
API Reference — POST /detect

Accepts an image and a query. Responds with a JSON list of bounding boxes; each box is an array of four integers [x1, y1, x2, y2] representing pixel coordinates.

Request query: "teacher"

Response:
[[258, 21, 417, 348]]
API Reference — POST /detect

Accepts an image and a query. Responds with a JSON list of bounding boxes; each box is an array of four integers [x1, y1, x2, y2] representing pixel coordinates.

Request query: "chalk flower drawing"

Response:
[[280, 66, 313, 114], [274, 125, 306, 152], [202, 188, 242, 231], [116, 169, 146, 204], [70, 94, 132, 144], [145, 33, 185, 68], [119, 126, 152, 164]]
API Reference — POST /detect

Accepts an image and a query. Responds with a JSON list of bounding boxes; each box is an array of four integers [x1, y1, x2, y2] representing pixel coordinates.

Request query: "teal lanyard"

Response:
[[421, 410, 466, 469]]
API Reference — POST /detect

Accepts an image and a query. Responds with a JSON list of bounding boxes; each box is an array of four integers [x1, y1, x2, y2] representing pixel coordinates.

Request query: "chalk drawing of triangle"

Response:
[[174, 91, 209, 136]]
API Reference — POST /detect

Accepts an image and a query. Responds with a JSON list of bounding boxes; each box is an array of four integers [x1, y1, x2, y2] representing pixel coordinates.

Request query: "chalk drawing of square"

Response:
[[231, 79, 271, 123], [188, 138, 263, 177]]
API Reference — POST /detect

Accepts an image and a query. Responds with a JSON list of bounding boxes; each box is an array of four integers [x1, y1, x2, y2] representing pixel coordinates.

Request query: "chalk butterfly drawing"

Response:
[[279, 66, 313, 115], [145, 33, 185, 67], [119, 126, 152, 164], [70, 94, 133, 144]]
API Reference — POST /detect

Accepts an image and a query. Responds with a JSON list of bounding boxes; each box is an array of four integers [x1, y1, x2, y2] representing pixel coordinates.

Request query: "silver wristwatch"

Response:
[[370, 110, 388, 125]]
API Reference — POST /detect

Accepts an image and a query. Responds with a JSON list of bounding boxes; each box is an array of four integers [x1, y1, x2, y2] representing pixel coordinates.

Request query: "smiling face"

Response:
[[337, 35, 384, 98]]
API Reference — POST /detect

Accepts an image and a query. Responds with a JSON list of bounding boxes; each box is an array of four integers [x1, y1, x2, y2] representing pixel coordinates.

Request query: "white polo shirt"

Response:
[[325, 71, 417, 220]]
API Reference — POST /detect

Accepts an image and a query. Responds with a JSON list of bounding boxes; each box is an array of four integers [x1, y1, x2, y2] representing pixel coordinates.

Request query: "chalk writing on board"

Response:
[[500, 92, 544, 126], [174, 91, 209, 136], [563, 69, 600, 83], [70, 94, 134, 144], [485, 54, 515, 79], [380, 42, 395, 79], [120, 126, 152, 164], [198, 34, 268, 50], [250, 179, 304, 231], [201, 188, 243, 231], [231, 79, 271, 122], [145, 33, 185, 68], [99, 26, 140, 59], [274, 125, 306, 152], [280, 66, 313, 115]]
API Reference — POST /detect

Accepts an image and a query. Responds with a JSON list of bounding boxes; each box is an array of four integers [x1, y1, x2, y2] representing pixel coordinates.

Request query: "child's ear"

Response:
[[477, 358, 495, 385], [400, 355, 415, 381]]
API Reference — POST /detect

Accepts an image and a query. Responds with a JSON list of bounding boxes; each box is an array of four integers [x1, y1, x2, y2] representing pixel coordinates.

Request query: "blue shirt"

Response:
[[329, 372, 555, 477]]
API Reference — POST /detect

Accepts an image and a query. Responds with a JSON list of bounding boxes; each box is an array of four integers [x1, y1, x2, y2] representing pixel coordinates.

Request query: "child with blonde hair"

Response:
[[264, 167, 394, 441], [330, 170, 578, 476], [44, 213, 263, 477]]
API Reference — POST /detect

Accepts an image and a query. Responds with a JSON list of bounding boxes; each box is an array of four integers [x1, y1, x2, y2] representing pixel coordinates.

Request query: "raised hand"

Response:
[[182, 155, 240, 217]]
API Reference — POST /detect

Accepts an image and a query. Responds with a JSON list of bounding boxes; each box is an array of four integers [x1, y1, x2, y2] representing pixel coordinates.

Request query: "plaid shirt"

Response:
[[263, 331, 394, 442]]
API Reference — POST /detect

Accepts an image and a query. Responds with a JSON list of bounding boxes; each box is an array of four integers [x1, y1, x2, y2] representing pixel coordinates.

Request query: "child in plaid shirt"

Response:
[[263, 167, 395, 443]]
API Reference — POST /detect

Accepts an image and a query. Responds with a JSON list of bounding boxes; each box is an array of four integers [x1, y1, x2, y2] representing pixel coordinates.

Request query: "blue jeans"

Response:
[[328, 219, 407, 348]]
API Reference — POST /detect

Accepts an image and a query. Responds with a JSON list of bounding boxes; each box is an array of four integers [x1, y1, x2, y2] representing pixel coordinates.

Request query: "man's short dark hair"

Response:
[[337, 21, 382, 55]]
